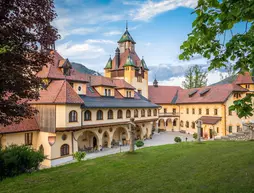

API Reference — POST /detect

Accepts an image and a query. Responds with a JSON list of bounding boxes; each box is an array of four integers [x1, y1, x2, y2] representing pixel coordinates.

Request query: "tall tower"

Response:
[[104, 22, 149, 98]]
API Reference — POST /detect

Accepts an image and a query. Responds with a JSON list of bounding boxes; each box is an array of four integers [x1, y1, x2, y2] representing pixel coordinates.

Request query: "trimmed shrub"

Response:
[[135, 140, 144, 148], [73, 151, 86, 162], [0, 145, 45, 180], [193, 132, 198, 140], [174, 137, 182, 143]]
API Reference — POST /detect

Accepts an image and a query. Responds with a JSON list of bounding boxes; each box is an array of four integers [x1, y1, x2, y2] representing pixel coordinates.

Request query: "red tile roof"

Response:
[[37, 51, 89, 83], [30, 80, 83, 104], [148, 85, 182, 104], [111, 49, 141, 69], [197, 116, 222, 125], [113, 79, 135, 90], [175, 84, 247, 104], [233, 72, 254, 84], [89, 75, 116, 87], [0, 117, 39, 134]]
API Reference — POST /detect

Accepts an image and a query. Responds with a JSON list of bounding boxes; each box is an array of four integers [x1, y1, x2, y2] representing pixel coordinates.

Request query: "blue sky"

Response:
[[53, 0, 228, 86]]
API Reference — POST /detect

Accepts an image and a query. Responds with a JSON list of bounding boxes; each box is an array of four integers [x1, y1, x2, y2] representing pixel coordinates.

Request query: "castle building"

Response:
[[104, 24, 149, 98], [1, 24, 254, 167], [149, 72, 254, 138]]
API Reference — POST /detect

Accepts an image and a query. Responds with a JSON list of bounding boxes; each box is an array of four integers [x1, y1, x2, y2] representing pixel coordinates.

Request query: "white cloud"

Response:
[[104, 30, 122, 36], [144, 42, 151, 46], [85, 39, 115, 44], [56, 41, 106, 60], [131, 0, 197, 21]]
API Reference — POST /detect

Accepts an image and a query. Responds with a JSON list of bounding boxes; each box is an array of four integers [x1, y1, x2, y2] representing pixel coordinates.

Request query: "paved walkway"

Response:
[[85, 131, 194, 160]]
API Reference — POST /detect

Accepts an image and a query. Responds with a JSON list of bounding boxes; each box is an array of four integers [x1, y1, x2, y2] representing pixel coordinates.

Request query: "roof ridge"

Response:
[[53, 80, 66, 103]]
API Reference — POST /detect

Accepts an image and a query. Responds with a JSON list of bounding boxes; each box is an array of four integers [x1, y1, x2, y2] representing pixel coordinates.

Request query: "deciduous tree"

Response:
[[0, 0, 59, 125], [182, 65, 208, 89], [179, 0, 254, 118]]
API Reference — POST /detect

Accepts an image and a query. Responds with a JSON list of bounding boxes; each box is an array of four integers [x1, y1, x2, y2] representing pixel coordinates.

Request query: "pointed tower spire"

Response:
[[126, 20, 128, 30]]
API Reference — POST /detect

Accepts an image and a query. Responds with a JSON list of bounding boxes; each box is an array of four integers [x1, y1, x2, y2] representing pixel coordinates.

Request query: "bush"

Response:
[[174, 137, 182, 143], [73, 151, 86, 162], [135, 140, 144, 148], [0, 145, 45, 180], [193, 133, 198, 140]]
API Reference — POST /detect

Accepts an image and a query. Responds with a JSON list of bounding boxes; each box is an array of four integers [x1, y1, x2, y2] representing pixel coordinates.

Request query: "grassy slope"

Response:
[[1, 141, 254, 193]]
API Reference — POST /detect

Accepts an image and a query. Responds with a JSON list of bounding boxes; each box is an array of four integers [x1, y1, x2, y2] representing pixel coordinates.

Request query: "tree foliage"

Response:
[[182, 65, 208, 89], [179, 0, 254, 118], [0, 0, 59, 125]]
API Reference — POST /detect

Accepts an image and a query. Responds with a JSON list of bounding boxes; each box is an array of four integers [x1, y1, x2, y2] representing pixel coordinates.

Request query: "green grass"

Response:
[[1, 141, 254, 193]]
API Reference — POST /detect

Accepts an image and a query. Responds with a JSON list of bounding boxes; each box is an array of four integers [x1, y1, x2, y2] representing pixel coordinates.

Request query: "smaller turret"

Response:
[[153, 78, 158, 87], [141, 56, 149, 71], [104, 56, 112, 69], [115, 47, 120, 69]]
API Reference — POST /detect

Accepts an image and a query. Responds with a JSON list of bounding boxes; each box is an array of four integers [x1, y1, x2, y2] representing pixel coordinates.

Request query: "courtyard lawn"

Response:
[[1, 141, 254, 193]]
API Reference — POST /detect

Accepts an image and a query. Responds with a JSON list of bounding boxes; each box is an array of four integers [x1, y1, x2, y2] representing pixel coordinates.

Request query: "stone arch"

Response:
[[135, 125, 142, 140], [166, 118, 172, 131], [77, 130, 99, 151], [112, 127, 129, 146], [158, 119, 165, 130]]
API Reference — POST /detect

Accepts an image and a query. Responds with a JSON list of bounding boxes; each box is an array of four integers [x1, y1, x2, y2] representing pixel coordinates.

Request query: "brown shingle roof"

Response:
[[89, 75, 116, 87], [111, 49, 141, 69], [37, 51, 89, 83], [113, 79, 135, 90], [148, 85, 182, 104], [197, 116, 222, 125], [175, 84, 247, 104], [233, 72, 254, 84], [30, 80, 83, 104], [0, 117, 39, 134]]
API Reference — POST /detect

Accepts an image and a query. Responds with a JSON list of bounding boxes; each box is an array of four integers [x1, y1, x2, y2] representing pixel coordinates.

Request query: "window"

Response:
[[164, 108, 167, 113], [108, 89, 111, 96], [153, 109, 157, 116], [78, 86, 81, 91], [60, 144, 69, 156], [191, 122, 195, 129], [206, 109, 209, 115], [173, 119, 177, 126], [199, 108, 202, 115], [148, 109, 151, 117], [192, 108, 195, 114], [234, 93, 242, 99], [229, 126, 232, 133], [186, 108, 189, 114], [129, 91, 132, 97], [117, 110, 123, 119], [104, 89, 108, 96], [126, 91, 132, 98], [229, 109, 232, 116], [217, 127, 219, 133], [138, 90, 142, 95], [134, 109, 139, 117], [25, 133, 33, 145], [137, 76, 142, 82], [180, 121, 184, 127], [245, 84, 250, 89], [97, 110, 103, 120], [237, 125, 241, 132], [173, 108, 176, 114], [39, 145, 44, 155], [108, 110, 113, 119], [214, 109, 218, 115], [84, 110, 91, 121], [186, 121, 189, 128], [141, 109, 145, 117], [126, 110, 131, 118], [69, 110, 77, 122]]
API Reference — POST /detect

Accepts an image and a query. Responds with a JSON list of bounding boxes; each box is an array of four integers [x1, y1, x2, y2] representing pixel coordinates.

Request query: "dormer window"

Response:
[[63, 67, 70, 76], [108, 89, 111, 96]]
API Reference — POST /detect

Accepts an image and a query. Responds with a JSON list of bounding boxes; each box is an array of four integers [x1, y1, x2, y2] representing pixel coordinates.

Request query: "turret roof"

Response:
[[123, 54, 136, 67], [118, 29, 136, 44], [104, 56, 112, 69], [141, 57, 149, 70]]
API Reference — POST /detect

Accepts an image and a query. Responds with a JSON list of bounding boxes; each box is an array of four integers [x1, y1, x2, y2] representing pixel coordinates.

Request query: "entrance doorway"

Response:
[[93, 136, 97, 148], [209, 129, 213, 139]]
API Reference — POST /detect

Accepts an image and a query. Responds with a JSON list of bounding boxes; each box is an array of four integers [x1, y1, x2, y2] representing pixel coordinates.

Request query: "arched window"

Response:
[[173, 119, 177, 126], [186, 121, 189, 128], [148, 109, 151, 117], [97, 110, 103, 120], [69, 110, 77, 122], [153, 109, 157, 116], [134, 109, 138, 117], [84, 110, 91, 121], [192, 122, 195, 129], [126, 109, 131, 118], [117, 110, 123, 119], [60, 144, 69, 156], [39, 144, 44, 155], [141, 109, 145, 117], [180, 121, 184, 127], [108, 110, 113, 119]]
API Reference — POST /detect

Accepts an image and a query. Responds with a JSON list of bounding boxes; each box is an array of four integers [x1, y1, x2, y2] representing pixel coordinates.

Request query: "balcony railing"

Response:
[[159, 112, 180, 117]]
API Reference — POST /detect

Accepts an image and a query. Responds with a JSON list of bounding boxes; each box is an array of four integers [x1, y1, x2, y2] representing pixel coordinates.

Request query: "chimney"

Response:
[[115, 47, 120, 69]]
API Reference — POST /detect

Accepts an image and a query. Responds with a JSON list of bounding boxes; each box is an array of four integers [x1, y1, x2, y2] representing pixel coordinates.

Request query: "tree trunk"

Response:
[[128, 124, 135, 152]]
